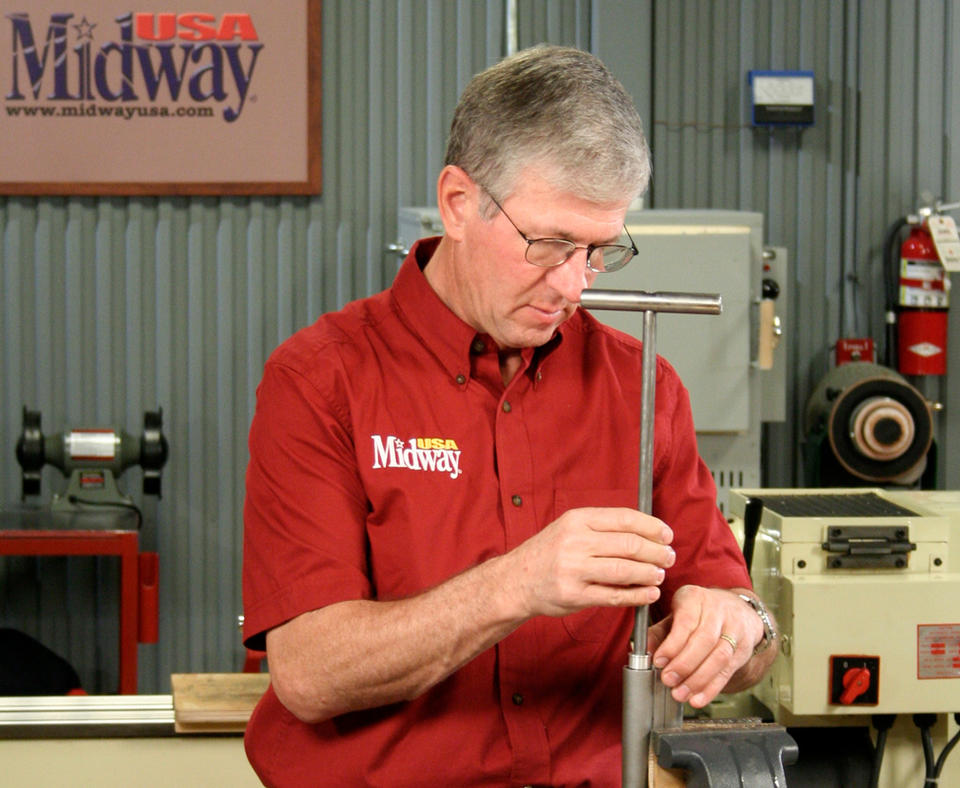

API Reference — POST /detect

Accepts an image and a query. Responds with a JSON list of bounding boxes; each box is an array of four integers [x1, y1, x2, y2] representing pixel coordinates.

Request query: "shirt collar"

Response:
[[391, 237, 567, 383]]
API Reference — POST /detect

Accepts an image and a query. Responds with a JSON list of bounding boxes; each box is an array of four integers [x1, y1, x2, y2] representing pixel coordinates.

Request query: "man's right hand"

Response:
[[506, 507, 676, 619], [267, 506, 674, 723]]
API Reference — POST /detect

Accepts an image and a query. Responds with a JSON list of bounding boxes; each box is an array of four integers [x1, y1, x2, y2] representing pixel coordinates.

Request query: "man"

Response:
[[243, 45, 777, 786]]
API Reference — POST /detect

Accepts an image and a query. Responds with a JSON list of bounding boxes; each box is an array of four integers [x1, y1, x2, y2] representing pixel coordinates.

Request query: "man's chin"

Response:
[[508, 323, 563, 349], [497, 307, 573, 348]]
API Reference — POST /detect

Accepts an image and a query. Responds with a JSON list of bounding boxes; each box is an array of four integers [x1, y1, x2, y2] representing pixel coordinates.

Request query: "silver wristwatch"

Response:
[[737, 593, 777, 655]]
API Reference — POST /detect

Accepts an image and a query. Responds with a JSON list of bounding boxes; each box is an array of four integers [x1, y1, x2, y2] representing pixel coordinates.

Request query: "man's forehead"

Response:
[[513, 161, 636, 205], [503, 177, 630, 243]]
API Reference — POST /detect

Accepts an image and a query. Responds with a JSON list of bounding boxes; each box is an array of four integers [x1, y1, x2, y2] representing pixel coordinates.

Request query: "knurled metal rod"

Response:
[[579, 288, 722, 788]]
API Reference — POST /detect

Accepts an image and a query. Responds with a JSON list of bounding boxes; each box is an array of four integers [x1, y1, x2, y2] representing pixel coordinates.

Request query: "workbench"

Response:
[[0, 508, 157, 694]]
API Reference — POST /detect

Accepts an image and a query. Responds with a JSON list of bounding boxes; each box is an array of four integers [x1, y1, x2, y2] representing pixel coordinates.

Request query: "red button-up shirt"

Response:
[[243, 238, 751, 787]]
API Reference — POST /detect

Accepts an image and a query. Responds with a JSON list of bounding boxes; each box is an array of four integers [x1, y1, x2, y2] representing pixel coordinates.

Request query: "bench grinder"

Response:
[[15, 407, 168, 514]]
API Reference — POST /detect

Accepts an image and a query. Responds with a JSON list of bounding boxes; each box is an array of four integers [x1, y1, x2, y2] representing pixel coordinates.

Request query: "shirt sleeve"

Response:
[[650, 358, 752, 619], [242, 354, 371, 651]]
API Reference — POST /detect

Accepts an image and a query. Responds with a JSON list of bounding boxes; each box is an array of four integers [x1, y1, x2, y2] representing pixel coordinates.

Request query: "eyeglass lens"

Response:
[[524, 239, 633, 272]]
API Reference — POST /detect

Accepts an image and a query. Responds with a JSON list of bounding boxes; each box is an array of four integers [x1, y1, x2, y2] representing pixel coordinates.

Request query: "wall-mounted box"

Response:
[[748, 70, 814, 127]]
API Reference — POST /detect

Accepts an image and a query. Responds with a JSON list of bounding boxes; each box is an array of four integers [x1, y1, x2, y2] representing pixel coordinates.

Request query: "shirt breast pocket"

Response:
[[554, 488, 638, 643]]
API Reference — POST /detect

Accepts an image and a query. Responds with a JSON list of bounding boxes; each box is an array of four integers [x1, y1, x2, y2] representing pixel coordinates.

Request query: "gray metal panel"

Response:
[[601, 213, 756, 433]]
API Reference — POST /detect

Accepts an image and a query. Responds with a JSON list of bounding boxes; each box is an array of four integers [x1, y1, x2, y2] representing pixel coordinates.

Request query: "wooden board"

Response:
[[171, 673, 270, 734], [650, 754, 687, 787]]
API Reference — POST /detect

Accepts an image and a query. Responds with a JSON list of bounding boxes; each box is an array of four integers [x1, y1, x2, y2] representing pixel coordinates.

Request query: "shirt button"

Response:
[[456, 374, 466, 385], [512, 693, 524, 705], [502, 401, 512, 413], [511, 495, 522, 507], [472, 338, 486, 353], [536, 370, 543, 382]]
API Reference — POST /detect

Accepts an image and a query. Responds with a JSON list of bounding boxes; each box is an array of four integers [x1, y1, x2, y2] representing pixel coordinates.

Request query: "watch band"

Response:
[[737, 593, 777, 655]]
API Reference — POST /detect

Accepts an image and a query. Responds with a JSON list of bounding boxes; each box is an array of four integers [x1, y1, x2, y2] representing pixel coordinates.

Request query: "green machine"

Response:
[[15, 407, 168, 516]]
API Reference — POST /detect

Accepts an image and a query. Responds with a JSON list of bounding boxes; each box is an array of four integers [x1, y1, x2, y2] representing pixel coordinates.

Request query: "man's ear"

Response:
[[436, 165, 476, 242]]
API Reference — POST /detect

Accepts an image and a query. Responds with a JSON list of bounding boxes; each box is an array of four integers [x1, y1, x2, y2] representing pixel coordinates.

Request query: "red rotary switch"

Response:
[[839, 667, 872, 705], [830, 656, 879, 705]]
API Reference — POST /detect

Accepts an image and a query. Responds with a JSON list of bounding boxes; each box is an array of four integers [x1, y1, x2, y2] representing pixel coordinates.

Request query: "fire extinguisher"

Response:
[[885, 215, 950, 375]]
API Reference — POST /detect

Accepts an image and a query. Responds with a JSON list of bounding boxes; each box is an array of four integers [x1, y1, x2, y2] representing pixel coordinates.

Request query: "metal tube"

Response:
[[0, 694, 174, 738], [580, 289, 721, 315], [653, 669, 684, 732], [622, 664, 655, 788]]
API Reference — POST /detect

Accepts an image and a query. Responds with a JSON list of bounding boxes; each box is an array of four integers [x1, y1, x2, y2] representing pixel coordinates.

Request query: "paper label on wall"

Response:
[[917, 623, 960, 679], [928, 216, 960, 271]]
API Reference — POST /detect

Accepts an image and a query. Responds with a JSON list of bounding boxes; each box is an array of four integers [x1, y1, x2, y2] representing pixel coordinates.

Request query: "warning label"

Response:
[[918, 624, 960, 679]]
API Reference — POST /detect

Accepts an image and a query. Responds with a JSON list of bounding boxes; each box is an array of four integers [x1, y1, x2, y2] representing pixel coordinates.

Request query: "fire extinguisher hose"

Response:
[[883, 216, 910, 368]]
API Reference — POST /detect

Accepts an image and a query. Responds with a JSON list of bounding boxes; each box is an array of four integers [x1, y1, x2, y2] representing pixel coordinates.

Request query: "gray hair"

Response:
[[444, 44, 651, 211]]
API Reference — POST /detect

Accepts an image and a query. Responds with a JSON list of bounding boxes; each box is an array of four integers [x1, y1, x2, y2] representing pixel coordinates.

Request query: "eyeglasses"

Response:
[[486, 192, 638, 273]]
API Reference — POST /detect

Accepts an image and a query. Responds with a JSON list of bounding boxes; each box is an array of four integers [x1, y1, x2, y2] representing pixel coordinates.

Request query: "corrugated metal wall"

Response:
[[1, 0, 958, 693], [645, 0, 960, 489]]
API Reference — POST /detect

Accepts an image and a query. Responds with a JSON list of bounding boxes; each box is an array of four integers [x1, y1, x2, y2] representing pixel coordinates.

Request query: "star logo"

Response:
[[73, 16, 96, 41]]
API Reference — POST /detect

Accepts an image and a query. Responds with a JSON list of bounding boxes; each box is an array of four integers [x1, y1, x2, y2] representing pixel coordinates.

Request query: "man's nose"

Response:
[[545, 249, 593, 302]]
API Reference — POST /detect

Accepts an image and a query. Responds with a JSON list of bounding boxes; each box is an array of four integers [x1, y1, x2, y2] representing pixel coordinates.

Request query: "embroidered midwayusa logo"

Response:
[[370, 435, 462, 479]]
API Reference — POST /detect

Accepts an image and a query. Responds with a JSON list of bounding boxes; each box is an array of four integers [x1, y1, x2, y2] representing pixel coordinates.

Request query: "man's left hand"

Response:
[[645, 585, 775, 708]]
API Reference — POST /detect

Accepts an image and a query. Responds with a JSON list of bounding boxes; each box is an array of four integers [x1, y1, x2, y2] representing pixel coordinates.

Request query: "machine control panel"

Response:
[[729, 488, 960, 716]]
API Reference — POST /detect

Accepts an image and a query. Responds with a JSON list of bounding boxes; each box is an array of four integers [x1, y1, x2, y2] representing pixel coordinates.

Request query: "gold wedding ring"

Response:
[[719, 633, 738, 652]]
